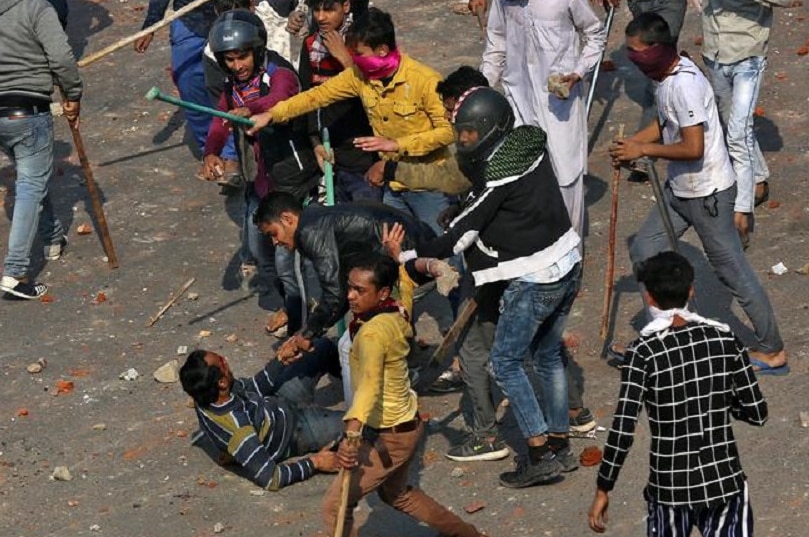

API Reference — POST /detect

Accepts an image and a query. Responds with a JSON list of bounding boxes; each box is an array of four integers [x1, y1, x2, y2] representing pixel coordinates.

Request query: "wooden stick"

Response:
[[67, 120, 120, 269], [334, 430, 361, 537], [429, 298, 477, 367], [147, 277, 196, 327], [77, 0, 214, 68], [599, 124, 625, 346]]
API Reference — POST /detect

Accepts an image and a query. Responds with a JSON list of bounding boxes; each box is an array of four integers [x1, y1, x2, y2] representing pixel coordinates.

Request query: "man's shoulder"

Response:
[[399, 54, 442, 83]]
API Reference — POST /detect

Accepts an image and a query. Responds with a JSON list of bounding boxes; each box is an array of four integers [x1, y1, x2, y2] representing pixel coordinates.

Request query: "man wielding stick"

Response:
[[326, 252, 484, 537], [0, 0, 81, 299]]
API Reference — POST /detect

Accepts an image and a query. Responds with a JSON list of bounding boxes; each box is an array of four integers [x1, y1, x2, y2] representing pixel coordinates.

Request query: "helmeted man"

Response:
[[0, 0, 81, 299]]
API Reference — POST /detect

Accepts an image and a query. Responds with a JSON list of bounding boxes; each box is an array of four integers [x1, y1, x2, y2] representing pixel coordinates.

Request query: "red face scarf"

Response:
[[627, 43, 679, 82]]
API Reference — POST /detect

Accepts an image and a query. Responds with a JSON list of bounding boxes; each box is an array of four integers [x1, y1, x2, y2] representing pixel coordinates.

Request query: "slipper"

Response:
[[749, 357, 790, 376]]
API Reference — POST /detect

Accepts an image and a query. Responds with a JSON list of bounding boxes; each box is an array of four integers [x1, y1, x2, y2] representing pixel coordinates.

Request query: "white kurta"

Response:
[[481, 0, 605, 187]]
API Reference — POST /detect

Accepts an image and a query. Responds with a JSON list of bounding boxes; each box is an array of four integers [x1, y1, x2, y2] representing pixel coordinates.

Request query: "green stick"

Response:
[[144, 86, 255, 127], [323, 128, 346, 336]]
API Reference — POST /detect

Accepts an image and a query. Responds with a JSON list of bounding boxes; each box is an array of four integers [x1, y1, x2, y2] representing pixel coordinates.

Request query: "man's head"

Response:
[[180, 350, 234, 407], [253, 192, 303, 250], [437, 66, 489, 120], [345, 8, 399, 79], [624, 13, 679, 82], [306, 0, 351, 33], [452, 87, 514, 168], [346, 252, 399, 315], [636, 251, 695, 310], [209, 9, 267, 81]]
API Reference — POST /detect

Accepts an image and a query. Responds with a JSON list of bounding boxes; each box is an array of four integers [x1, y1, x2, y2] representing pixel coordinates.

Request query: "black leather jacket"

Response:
[[295, 202, 435, 339]]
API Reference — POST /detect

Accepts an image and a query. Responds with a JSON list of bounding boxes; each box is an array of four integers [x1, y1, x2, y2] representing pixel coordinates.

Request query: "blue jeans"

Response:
[[383, 187, 449, 236], [170, 19, 214, 155], [629, 184, 783, 353], [0, 113, 64, 278], [489, 264, 581, 439], [243, 185, 305, 331], [335, 169, 382, 203], [705, 56, 769, 212]]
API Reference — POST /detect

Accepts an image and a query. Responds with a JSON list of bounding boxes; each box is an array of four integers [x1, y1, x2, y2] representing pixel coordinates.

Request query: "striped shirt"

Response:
[[194, 361, 315, 490], [597, 323, 767, 507]]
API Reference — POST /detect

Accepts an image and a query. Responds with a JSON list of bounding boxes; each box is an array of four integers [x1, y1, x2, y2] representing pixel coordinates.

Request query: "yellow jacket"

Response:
[[344, 269, 418, 429], [270, 54, 453, 165]]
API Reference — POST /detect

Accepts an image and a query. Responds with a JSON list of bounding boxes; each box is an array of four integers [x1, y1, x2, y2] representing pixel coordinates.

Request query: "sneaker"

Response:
[[569, 408, 597, 434], [429, 368, 464, 393], [446, 434, 510, 462], [44, 235, 68, 261], [499, 451, 562, 488], [627, 169, 649, 183], [239, 263, 258, 292], [0, 275, 48, 300], [548, 439, 579, 473]]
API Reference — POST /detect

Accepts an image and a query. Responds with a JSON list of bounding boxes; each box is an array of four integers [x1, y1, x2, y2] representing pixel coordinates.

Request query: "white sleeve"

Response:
[[480, 0, 507, 87]]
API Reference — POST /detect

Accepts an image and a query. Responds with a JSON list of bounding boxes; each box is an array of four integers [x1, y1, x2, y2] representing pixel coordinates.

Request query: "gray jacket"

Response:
[[0, 0, 82, 102], [702, 0, 796, 65]]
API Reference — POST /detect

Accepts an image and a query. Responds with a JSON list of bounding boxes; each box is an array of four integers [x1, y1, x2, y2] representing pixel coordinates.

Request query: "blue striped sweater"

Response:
[[194, 361, 315, 490]]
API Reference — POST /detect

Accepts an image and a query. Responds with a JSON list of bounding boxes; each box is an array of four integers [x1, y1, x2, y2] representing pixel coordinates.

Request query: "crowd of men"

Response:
[[0, 0, 799, 535]]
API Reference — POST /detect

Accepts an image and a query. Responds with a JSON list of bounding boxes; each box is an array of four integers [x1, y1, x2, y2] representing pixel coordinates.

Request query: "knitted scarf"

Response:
[[348, 298, 408, 340], [231, 68, 266, 108], [485, 125, 548, 182]]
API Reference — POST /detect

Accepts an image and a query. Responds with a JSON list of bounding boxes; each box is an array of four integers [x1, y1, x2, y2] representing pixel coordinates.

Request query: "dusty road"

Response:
[[1, 1, 807, 536]]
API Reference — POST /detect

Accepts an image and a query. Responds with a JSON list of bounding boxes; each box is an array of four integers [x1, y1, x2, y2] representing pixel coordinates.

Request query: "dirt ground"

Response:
[[1, 1, 807, 536]]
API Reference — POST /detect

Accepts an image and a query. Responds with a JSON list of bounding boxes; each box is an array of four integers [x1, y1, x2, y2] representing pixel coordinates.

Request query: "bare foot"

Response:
[[748, 349, 787, 369]]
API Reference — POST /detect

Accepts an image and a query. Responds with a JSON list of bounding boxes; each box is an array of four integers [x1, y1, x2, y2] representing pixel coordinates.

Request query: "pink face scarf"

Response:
[[351, 48, 401, 80], [627, 43, 679, 82]]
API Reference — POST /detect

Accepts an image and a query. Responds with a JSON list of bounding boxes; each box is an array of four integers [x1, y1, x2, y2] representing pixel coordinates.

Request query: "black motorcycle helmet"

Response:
[[209, 9, 267, 72], [452, 87, 514, 165]]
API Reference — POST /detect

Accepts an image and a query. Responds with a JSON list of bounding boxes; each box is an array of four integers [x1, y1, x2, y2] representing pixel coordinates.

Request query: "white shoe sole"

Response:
[[445, 446, 510, 462]]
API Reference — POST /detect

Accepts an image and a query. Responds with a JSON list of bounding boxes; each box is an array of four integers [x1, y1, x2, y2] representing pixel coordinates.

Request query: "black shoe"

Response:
[[627, 169, 649, 183], [446, 434, 510, 462], [548, 438, 579, 472], [499, 451, 562, 488], [0, 276, 48, 299]]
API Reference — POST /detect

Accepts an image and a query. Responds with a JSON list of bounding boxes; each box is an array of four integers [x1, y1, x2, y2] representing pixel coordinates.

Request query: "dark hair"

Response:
[[346, 7, 396, 50], [625, 13, 674, 46], [347, 251, 399, 291], [214, 0, 251, 15], [636, 251, 694, 309], [436, 66, 489, 101], [253, 191, 303, 226], [180, 350, 221, 407]]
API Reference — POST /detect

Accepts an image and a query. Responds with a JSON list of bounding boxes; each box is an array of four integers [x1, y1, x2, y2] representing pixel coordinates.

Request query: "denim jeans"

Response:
[[0, 113, 64, 278], [335, 169, 382, 203], [489, 263, 581, 438], [243, 185, 305, 331], [170, 19, 213, 155], [705, 56, 769, 212], [383, 187, 449, 236], [629, 183, 783, 353]]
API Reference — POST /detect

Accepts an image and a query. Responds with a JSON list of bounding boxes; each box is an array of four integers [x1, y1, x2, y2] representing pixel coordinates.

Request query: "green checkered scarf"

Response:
[[486, 126, 548, 182]]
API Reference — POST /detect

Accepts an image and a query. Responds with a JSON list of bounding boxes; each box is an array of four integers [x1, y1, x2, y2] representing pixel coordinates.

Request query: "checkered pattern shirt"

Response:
[[597, 322, 768, 507]]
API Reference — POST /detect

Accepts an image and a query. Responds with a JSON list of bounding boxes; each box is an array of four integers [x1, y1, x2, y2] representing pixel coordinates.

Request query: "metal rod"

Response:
[[586, 4, 615, 120], [144, 87, 255, 127]]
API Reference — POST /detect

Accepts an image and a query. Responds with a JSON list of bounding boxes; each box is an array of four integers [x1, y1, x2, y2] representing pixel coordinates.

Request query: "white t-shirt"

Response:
[[657, 56, 736, 198]]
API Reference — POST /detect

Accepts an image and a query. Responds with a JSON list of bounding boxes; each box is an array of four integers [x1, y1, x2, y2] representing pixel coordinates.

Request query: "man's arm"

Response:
[[269, 68, 360, 124], [203, 93, 231, 158], [596, 345, 647, 494], [570, 0, 607, 80], [343, 327, 387, 425], [480, 0, 507, 87], [34, 3, 82, 102], [403, 181, 511, 260], [245, 66, 301, 116], [730, 339, 768, 426], [297, 225, 346, 340]]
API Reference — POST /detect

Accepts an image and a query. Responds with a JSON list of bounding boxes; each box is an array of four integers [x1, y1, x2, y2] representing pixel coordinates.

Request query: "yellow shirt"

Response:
[[344, 269, 418, 429], [270, 54, 453, 162]]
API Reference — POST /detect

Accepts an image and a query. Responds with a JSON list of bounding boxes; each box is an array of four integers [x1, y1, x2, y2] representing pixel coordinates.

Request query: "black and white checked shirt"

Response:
[[597, 323, 768, 507]]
